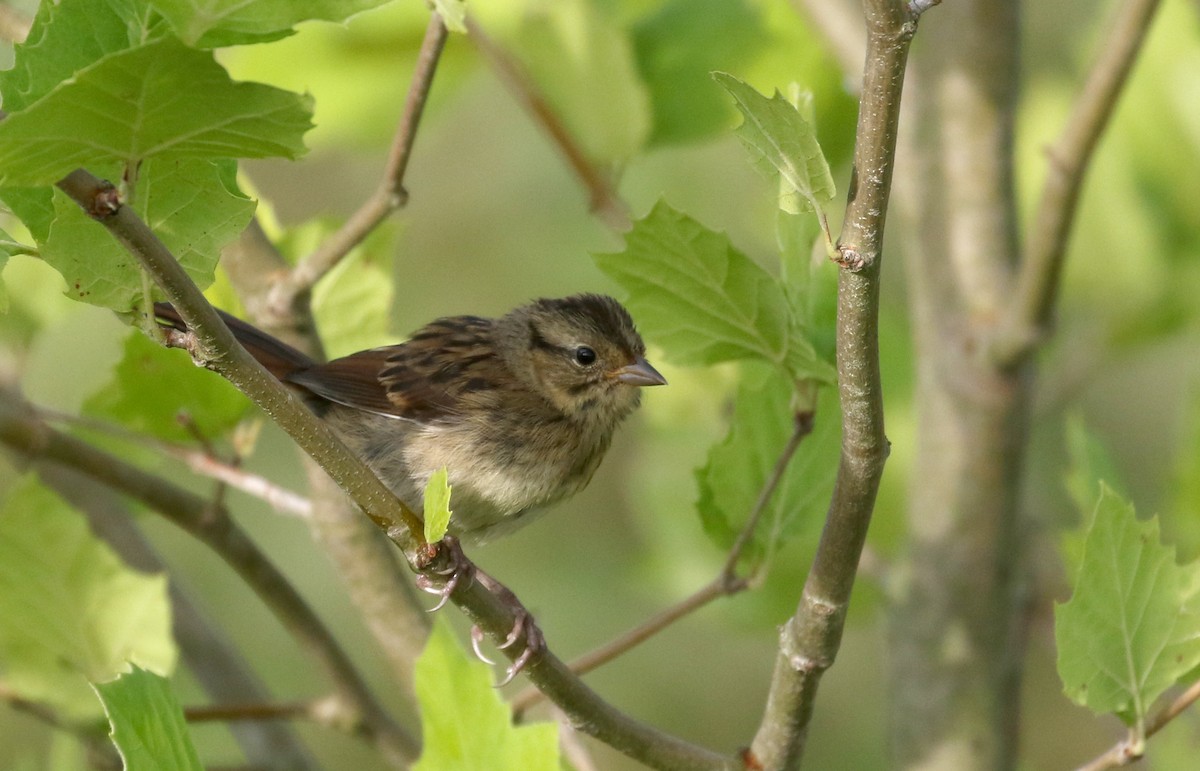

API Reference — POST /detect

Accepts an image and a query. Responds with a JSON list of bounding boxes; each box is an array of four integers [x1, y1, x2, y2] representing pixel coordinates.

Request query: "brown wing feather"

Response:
[[286, 315, 503, 423]]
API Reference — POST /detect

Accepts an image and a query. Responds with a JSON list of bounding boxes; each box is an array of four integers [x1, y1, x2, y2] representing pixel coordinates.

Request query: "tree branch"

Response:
[[270, 13, 449, 316], [994, 0, 1162, 366], [54, 169, 738, 770], [749, 0, 915, 766], [0, 389, 418, 766], [1076, 679, 1200, 771], [466, 17, 631, 231]]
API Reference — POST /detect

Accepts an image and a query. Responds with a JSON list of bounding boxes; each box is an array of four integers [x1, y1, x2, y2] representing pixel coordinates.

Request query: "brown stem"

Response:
[[749, 0, 913, 766], [1076, 679, 1200, 770], [466, 17, 631, 231], [994, 0, 1162, 365], [0, 390, 418, 766], [271, 13, 449, 315]]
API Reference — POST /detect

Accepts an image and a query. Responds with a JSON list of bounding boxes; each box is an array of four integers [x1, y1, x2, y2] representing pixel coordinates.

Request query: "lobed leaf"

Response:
[[93, 666, 202, 771], [148, 0, 394, 47], [0, 36, 312, 186], [594, 200, 833, 382], [713, 72, 835, 215], [414, 621, 559, 771], [1055, 485, 1200, 728], [41, 158, 255, 314], [0, 478, 176, 720]]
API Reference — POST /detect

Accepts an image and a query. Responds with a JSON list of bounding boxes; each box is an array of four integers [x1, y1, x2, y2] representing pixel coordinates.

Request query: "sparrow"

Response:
[[155, 294, 666, 543]]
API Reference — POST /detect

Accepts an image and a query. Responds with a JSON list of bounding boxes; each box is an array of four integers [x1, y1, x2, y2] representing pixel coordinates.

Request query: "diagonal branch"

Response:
[[1076, 678, 1200, 771], [993, 0, 1162, 366], [466, 17, 631, 231], [55, 168, 739, 771], [0, 389, 417, 766], [749, 0, 915, 766], [270, 12, 449, 315]]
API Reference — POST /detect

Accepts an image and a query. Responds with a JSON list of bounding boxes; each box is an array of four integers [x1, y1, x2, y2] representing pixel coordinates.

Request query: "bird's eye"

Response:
[[573, 346, 597, 366]]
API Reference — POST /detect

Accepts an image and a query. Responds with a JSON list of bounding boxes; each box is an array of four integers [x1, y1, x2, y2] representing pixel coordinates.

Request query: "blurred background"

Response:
[[2, 0, 1200, 768]]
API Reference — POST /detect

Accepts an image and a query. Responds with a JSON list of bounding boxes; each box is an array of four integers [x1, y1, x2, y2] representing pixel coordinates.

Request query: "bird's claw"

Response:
[[468, 569, 546, 686], [414, 535, 474, 612]]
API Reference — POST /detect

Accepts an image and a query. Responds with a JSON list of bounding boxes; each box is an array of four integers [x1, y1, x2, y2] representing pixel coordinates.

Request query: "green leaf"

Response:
[[0, 36, 313, 186], [84, 328, 250, 442], [42, 158, 256, 314], [0, 187, 55, 243], [0, 0, 165, 114], [424, 467, 453, 544], [631, 0, 766, 146], [93, 666, 202, 771], [0, 478, 176, 720], [1167, 394, 1200, 563], [1055, 485, 1200, 728], [713, 72, 835, 215], [696, 364, 839, 556], [511, 0, 650, 164], [148, 0, 395, 47], [593, 200, 834, 382], [1061, 415, 1127, 575], [414, 620, 559, 771], [309, 223, 396, 358], [432, 0, 468, 34]]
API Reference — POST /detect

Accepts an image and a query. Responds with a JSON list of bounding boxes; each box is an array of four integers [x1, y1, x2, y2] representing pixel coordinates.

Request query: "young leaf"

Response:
[[84, 328, 250, 442], [432, 0, 468, 34], [1061, 416, 1127, 574], [424, 467, 453, 544], [593, 200, 834, 383], [41, 158, 255, 314], [713, 72, 835, 215], [148, 0, 395, 47], [93, 666, 202, 771], [1055, 485, 1200, 729], [696, 364, 839, 556], [0, 36, 313, 186], [0, 478, 176, 720], [414, 620, 559, 771]]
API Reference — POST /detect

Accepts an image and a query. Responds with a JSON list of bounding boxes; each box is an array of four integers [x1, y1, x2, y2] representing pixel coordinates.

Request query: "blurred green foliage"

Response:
[[0, 0, 1198, 768]]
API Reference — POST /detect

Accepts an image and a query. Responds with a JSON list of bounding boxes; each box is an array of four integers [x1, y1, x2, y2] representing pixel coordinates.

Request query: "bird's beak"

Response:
[[613, 357, 667, 387]]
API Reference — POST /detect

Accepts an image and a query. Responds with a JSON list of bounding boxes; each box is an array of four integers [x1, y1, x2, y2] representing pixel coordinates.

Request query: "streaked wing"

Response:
[[286, 315, 500, 423]]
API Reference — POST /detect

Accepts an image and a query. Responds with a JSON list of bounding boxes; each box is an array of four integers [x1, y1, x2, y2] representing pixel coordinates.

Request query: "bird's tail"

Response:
[[153, 302, 316, 381]]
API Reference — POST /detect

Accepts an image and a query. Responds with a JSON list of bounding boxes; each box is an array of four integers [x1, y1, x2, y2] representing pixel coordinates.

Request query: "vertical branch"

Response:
[[749, 0, 916, 766]]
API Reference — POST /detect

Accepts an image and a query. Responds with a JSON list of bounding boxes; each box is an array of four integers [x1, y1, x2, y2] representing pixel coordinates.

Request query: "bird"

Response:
[[155, 294, 666, 543]]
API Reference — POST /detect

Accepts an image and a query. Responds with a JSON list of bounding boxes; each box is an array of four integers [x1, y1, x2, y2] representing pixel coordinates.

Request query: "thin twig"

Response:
[[186, 699, 323, 724], [1076, 679, 1200, 770], [0, 390, 419, 766], [39, 408, 314, 518], [271, 13, 449, 314], [994, 0, 1161, 366], [466, 17, 631, 231], [748, 0, 914, 765], [54, 169, 738, 771]]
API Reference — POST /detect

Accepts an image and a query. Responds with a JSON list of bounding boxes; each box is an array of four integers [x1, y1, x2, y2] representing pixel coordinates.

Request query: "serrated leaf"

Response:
[[414, 620, 559, 771], [1055, 485, 1200, 728], [696, 364, 839, 556], [511, 0, 650, 163], [1061, 416, 1128, 575], [0, 36, 312, 186], [148, 0, 394, 47], [0, 0, 165, 114], [93, 666, 202, 771], [0, 187, 55, 243], [432, 0, 468, 34], [713, 72, 835, 215], [0, 478, 176, 720], [594, 200, 834, 382], [42, 158, 255, 313], [84, 327, 250, 442], [309, 223, 396, 358], [423, 467, 453, 544], [631, 0, 766, 146]]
